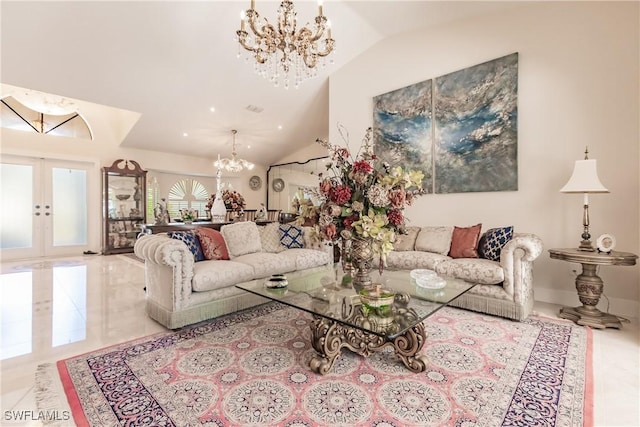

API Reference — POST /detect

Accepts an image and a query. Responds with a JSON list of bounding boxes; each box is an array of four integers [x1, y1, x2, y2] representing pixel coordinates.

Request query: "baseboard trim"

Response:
[[535, 287, 639, 319]]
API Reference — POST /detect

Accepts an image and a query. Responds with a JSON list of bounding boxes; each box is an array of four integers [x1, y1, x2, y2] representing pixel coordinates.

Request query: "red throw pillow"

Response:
[[195, 228, 230, 260], [449, 224, 482, 258]]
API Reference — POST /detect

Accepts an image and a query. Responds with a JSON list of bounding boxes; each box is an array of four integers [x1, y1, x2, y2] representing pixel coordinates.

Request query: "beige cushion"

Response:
[[394, 226, 420, 251], [436, 258, 504, 285], [385, 250, 450, 271], [259, 222, 286, 253], [232, 252, 297, 277], [192, 260, 255, 292], [415, 226, 453, 255], [220, 221, 262, 258], [285, 248, 332, 270]]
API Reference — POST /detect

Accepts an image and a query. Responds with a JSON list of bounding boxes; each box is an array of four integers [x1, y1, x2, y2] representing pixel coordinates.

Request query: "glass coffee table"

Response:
[[236, 267, 474, 375]]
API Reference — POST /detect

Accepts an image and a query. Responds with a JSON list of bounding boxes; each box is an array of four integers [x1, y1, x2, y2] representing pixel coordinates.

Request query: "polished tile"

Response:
[[0, 255, 638, 426]]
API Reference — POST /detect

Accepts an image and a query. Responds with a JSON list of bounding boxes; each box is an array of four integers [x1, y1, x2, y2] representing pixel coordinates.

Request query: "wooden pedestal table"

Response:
[[548, 248, 637, 329]]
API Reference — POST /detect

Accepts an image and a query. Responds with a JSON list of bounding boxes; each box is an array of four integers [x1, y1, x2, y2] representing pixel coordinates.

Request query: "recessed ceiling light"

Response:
[[209, 107, 215, 112], [278, 125, 283, 130], [247, 145, 251, 149], [183, 132, 188, 137]]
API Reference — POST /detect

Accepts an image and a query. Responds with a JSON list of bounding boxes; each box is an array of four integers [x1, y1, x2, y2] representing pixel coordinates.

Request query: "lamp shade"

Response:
[[559, 159, 609, 193]]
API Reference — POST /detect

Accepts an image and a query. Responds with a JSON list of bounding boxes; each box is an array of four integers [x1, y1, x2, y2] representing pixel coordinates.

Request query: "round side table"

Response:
[[548, 248, 637, 329]]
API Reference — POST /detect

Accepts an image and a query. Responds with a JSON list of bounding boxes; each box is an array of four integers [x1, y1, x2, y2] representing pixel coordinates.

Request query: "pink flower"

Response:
[[330, 185, 352, 205], [323, 223, 337, 240], [387, 209, 403, 226], [342, 213, 360, 230], [319, 179, 332, 196], [388, 189, 406, 209], [353, 160, 372, 174]]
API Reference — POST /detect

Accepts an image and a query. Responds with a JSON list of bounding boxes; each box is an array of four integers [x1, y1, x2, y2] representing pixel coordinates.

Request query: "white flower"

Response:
[[367, 184, 390, 207]]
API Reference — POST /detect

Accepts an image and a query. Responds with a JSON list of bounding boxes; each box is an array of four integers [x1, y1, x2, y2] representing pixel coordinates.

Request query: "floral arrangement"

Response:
[[316, 126, 425, 259], [206, 190, 246, 212], [180, 208, 197, 222], [222, 190, 246, 211]]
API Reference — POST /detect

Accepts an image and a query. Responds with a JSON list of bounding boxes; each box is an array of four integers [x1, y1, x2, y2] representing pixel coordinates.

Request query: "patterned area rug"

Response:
[[37, 303, 592, 426]]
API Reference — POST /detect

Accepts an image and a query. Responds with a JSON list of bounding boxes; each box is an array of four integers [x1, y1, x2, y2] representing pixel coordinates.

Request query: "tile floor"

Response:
[[0, 254, 638, 426]]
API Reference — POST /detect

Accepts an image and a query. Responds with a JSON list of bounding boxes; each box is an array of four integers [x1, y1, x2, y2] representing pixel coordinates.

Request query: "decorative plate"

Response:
[[272, 178, 285, 192], [410, 269, 437, 280], [596, 234, 616, 253], [416, 276, 446, 289], [249, 175, 262, 191]]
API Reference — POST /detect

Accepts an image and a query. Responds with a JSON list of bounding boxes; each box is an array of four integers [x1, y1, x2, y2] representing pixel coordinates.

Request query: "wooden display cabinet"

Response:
[[102, 159, 147, 255]]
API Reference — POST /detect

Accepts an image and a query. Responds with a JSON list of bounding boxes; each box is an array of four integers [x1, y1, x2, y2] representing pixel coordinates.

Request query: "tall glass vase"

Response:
[[351, 236, 374, 291]]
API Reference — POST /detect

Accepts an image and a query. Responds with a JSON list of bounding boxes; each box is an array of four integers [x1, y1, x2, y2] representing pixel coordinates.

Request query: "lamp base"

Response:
[[578, 239, 595, 252]]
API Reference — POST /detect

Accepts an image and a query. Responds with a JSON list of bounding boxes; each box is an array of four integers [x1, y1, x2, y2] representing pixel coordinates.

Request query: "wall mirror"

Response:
[[267, 157, 329, 213]]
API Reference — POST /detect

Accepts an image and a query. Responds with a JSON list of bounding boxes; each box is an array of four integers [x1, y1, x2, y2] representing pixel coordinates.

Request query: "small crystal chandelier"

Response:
[[214, 130, 255, 173], [236, 0, 335, 89]]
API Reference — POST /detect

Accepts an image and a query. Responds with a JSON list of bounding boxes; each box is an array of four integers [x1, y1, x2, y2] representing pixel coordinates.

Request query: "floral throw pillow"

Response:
[[415, 226, 454, 255], [478, 226, 514, 261], [394, 226, 420, 251], [167, 231, 205, 262], [259, 222, 286, 253], [195, 228, 230, 260], [220, 221, 262, 258], [279, 224, 304, 249], [449, 224, 482, 259]]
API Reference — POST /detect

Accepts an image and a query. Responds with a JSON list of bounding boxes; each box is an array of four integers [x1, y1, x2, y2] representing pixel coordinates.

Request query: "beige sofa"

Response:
[[134, 221, 332, 329], [386, 225, 543, 321]]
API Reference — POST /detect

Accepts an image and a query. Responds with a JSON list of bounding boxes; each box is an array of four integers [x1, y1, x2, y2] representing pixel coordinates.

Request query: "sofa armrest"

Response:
[[134, 234, 195, 311], [499, 233, 544, 304]]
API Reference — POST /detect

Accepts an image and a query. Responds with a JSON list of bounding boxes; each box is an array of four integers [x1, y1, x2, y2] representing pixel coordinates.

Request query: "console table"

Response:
[[548, 248, 638, 329], [139, 220, 273, 235]]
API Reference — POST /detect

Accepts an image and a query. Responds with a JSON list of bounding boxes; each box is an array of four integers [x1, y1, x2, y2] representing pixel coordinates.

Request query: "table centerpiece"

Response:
[[315, 126, 425, 289]]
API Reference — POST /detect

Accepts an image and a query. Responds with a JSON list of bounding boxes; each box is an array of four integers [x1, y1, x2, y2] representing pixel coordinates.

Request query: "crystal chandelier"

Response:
[[236, 0, 335, 89], [214, 130, 255, 173]]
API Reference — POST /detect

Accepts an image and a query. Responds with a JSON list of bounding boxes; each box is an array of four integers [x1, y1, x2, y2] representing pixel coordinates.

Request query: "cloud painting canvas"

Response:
[[433, 53, 518, 193], [372, 80, 433, 192]]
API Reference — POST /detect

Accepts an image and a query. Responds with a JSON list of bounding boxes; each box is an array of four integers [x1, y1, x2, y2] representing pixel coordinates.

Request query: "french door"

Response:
[[0, 155, 97, 260]]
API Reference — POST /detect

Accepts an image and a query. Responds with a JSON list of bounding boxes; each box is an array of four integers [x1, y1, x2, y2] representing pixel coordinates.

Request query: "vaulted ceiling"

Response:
[[1, 1, 521, 166]]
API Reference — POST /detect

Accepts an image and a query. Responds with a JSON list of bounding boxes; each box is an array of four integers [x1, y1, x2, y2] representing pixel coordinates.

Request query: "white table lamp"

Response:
[[560, 148, 609, 251]]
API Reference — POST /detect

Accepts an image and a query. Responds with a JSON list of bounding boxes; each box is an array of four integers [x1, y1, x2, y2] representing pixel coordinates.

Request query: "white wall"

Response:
[[329, 2, 640, 316]]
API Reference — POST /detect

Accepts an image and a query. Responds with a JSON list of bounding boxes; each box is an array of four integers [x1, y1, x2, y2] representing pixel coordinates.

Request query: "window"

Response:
[[167, 179, 209, 220], [1, 96, 92, 139]]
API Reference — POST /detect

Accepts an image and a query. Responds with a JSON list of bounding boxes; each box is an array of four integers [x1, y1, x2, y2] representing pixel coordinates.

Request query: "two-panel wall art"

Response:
[[373, 52, 518, 194]]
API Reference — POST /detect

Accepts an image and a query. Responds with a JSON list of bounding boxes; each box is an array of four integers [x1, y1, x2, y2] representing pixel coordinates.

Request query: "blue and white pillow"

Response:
[[279, 224, 304, 249], [168, 231, 205, 262], [479, 226, 514, 261]]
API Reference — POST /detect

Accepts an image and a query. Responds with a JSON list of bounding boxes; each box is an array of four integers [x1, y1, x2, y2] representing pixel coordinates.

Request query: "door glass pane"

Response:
[[52, 168, 87, 246], [0, 163, 33, 249]]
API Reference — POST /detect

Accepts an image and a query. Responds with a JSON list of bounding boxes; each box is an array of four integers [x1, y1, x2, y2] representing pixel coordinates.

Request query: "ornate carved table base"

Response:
[[308, 314, 428, 375], [550, 248, 639, 330], [558, 263, 622, 329]]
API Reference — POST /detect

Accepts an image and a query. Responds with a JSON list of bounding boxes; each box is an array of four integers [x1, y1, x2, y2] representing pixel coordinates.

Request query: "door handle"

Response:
[[35, 212, 41, 216], [45, 212, 51, 216]]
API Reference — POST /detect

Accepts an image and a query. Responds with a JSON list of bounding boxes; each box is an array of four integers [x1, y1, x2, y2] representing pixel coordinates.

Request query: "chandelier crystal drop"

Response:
[[236, 0, 335, 89], [214, 130, 255, 173]]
